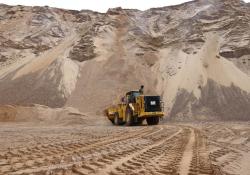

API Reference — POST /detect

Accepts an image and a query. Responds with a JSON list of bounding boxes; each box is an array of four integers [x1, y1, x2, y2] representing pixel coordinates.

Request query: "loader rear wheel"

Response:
[[125, 109, 133, 126], [146, 117, 159, 125]]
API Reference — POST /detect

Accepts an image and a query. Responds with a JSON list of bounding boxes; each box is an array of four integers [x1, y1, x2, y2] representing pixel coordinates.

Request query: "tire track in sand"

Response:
[[179, 128, 195, 175], [0, 125, 223, 175], [6, 126, 164, 175], [97, 127, 183, 175]]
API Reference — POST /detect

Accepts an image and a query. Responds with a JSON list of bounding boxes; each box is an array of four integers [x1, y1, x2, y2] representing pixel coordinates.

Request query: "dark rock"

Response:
[[69, 33, 96, 62], [220, 48, 250, 58]]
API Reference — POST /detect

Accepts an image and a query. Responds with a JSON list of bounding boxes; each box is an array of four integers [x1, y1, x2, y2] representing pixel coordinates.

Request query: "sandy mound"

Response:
[[0, 105, 91, 125], [0, 0, 250, 120]]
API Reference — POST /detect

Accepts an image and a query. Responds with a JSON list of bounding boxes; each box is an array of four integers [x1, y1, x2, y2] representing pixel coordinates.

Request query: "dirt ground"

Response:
[[0, 121, 250, 175]]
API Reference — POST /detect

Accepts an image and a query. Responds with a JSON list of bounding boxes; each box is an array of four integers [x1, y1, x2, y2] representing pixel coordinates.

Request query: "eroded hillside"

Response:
[[0, 0, 250, 120]]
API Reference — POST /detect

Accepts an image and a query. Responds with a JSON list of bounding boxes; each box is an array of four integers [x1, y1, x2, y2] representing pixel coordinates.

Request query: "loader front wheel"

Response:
[[135, 118, 144, 126], [125, 109, 133, 126], [114, 113, 122, 125]]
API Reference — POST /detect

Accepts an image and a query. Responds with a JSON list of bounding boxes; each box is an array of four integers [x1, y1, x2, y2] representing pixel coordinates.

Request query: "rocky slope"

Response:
[[0, 0, 250, 121]]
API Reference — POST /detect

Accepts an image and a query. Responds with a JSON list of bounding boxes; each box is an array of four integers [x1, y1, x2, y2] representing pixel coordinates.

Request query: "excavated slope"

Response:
[[0, 0, 250, 121]]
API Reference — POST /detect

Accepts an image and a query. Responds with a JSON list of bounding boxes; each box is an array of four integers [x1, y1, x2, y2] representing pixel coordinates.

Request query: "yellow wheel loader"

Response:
[[105, 86, 164, 126]]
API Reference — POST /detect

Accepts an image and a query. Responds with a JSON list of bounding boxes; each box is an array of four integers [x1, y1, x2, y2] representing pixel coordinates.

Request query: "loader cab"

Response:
[[126, 91, 141, 103]]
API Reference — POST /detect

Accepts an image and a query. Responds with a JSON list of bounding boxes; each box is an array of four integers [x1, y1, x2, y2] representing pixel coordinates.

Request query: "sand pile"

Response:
[[0, 105, 89, 125], [0, 0, 250, 121]]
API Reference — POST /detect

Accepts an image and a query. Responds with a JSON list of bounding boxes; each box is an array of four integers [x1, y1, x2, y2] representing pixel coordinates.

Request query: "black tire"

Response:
[[125, 108, 134, 126], [135, 118, 144, 126], [114, 114, 119, 125], [114, 113, 122, 126], [146, 116, 159, 125]]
